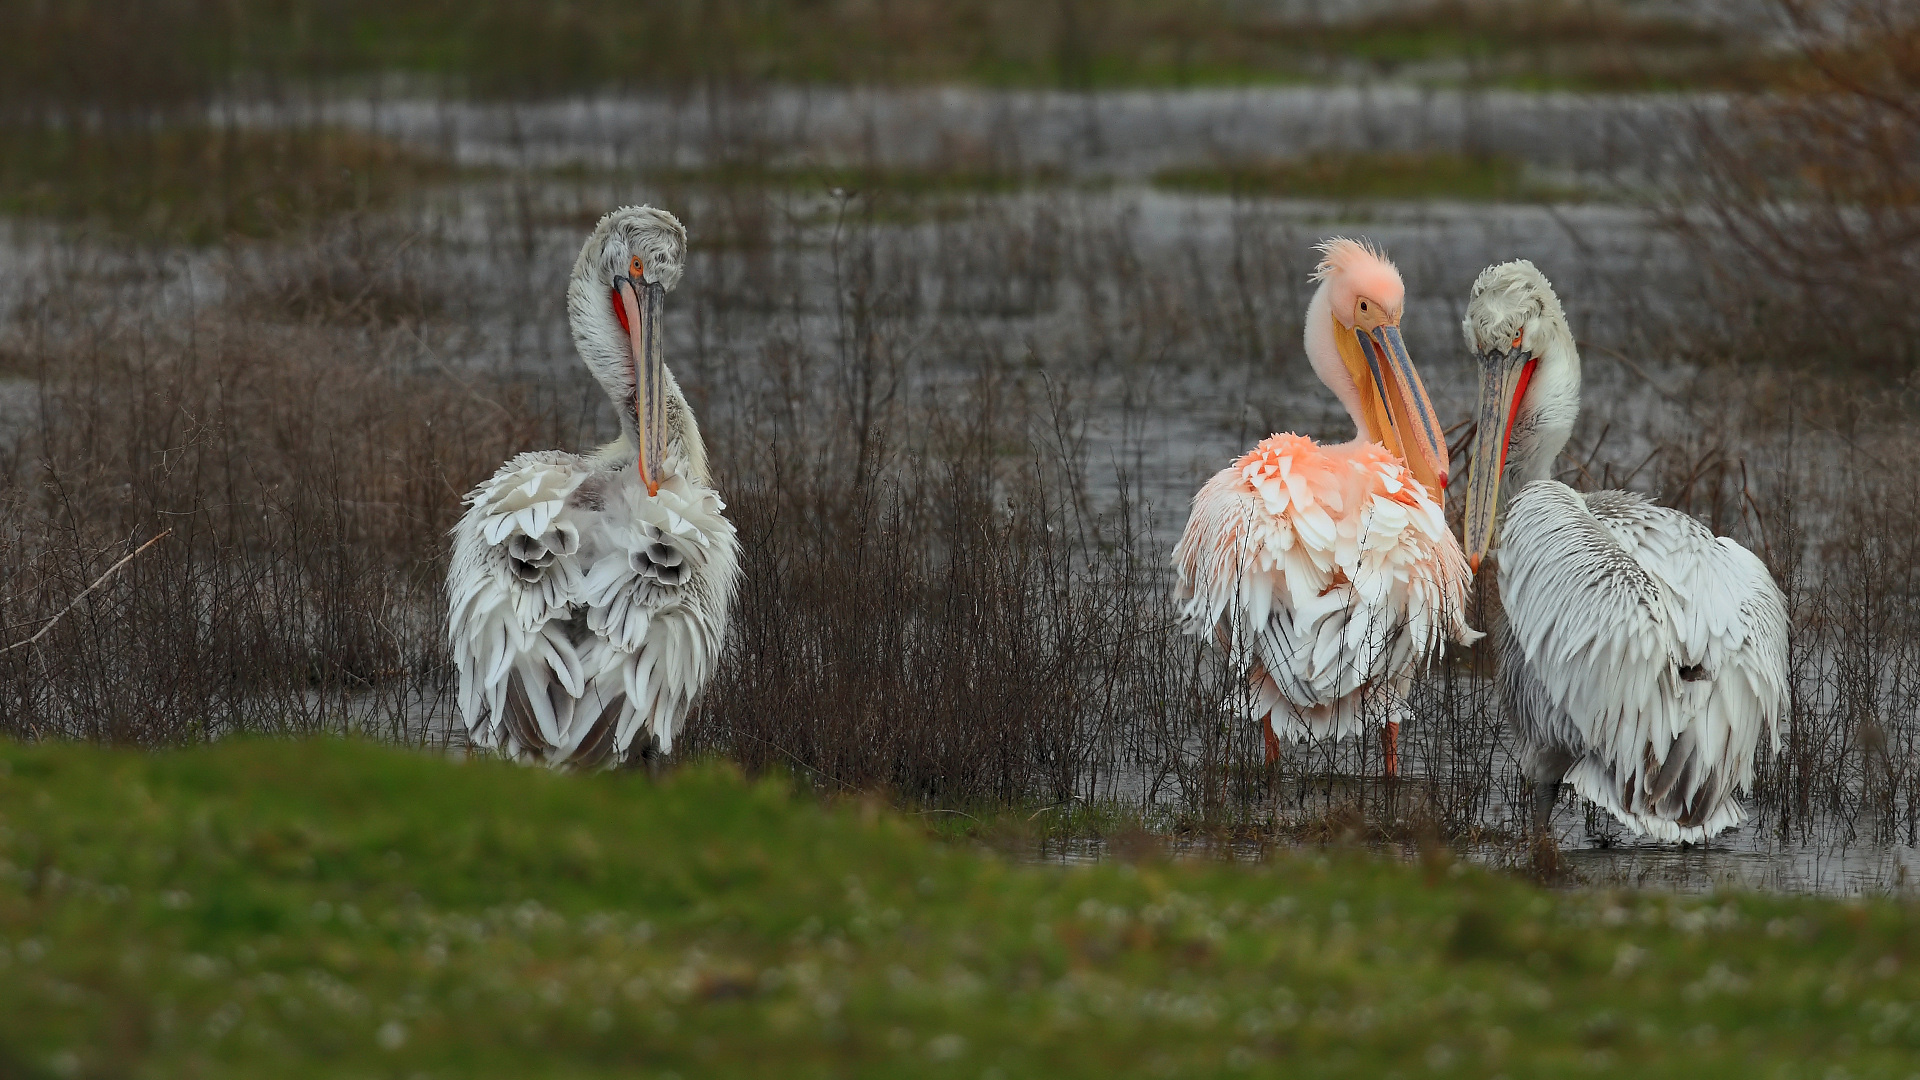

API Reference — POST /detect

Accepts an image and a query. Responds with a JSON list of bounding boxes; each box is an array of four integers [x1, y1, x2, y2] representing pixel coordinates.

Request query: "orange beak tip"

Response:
[[1468, 555, 1482, 575]]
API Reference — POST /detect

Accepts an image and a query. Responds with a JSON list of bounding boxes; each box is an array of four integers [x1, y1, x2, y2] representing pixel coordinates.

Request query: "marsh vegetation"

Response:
[[0, 0, 1916, 892]]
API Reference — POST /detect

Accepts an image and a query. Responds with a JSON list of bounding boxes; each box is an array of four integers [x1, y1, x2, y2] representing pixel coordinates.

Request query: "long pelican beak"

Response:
[[1335, 315, 1450, 493], [1462, 346, 1539, 573], [613, 274, 667, 497]]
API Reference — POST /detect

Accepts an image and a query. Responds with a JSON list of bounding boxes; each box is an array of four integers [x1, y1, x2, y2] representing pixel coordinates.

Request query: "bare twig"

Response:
[[407, 324, 513, 422], [1444, 417, 1478, 470], [914, 808, 982, 824], [0, 529, 172, 655]]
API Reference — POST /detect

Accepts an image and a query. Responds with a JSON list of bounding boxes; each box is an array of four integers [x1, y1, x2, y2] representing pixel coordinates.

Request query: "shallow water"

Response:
[[1556, 836, 1920, 896], [253, 85, 1710, 195], [1026, 832, 1920, 898]]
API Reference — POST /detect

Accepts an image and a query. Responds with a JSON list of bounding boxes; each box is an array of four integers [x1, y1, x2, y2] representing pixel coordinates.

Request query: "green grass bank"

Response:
[[2, 739, 1918, 1078], [0, 0, 1782, 104]]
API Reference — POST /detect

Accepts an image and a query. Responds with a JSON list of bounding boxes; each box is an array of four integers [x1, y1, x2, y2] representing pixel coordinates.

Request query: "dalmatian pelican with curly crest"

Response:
[[447, 206, 739, 768], [1460, 259, 1788, 842], [1174, 238, 1479, 776]]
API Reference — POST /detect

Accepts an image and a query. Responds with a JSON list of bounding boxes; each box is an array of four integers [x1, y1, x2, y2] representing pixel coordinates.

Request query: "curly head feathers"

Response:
[[573, 205, 687, 294], [1462, 258, 1567, 355]]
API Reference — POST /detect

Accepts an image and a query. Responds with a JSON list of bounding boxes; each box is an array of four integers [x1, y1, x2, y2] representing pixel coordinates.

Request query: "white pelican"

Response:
[[447, 206, 739, 768], [1459, 260, 1788, 842], [1174, 238, 1478, 775]]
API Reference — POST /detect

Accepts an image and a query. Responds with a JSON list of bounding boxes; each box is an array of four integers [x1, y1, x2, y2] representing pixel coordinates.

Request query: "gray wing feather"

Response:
[[1500, 483, 1788, 842]]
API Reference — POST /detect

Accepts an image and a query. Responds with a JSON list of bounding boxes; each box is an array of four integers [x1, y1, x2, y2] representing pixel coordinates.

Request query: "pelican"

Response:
[[447, 206, 739, 768], [1460, 260, 1788, 842], [1174, 238, 1479, 775]]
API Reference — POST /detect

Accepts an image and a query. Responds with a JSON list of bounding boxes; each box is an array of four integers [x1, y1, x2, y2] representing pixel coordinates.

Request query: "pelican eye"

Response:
[[1510, 334, 1524, 349], [630, 255, 645, 280]]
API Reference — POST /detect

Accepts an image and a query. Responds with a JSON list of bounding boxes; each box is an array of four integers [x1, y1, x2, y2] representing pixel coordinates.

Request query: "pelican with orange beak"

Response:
[[448, 206, 739, 768], [1174, 238, 1479, 776]]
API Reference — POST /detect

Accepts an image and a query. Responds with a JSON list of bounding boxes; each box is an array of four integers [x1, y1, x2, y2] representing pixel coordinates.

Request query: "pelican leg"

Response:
[[1531, 780, 1561, 835], [624, 731, 665, 780], [1262, 716, 1282, 766], [1380, 721, 1400, 780]]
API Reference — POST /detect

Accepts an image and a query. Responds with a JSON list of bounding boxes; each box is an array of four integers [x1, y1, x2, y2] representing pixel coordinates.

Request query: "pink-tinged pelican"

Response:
[[1460, 260, 1788, 841], [1174, 238, 1479, 775], [447, 206, 740, 768]]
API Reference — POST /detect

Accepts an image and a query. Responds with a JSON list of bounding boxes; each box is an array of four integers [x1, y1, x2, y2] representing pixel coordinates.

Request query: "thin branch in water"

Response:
[[0, 529, 173, 655]]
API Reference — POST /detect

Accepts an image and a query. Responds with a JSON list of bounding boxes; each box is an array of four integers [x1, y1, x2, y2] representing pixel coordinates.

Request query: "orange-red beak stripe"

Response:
[[611, 287, 631, 334], [1498, 358, 1539, 475]]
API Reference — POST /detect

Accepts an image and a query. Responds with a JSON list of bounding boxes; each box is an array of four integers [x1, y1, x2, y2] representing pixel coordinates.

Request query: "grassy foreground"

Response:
[[2, 742, 1918, 1079]]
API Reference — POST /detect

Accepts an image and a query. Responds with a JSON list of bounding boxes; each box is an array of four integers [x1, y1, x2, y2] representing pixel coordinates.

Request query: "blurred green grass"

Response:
[[4, 738, 1919, 1078], [0, 1, 1773, 245], [0, 0, 1786, 106], [0, 126, 448, 244], [0, 143, 1589, 248]]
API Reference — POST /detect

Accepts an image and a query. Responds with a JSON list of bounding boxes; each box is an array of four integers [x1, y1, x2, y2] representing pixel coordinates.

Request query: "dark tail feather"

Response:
[[503, 671, 552, 759], [1645, 731, 1725, 829], [570, 694, 626, 770], [1647, 731, 1698, 818]]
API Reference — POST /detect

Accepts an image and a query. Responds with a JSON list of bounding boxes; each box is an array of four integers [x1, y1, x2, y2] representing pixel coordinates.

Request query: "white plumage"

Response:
[[1460, 260, 1788, 841], [447, 207, 739, 768]]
